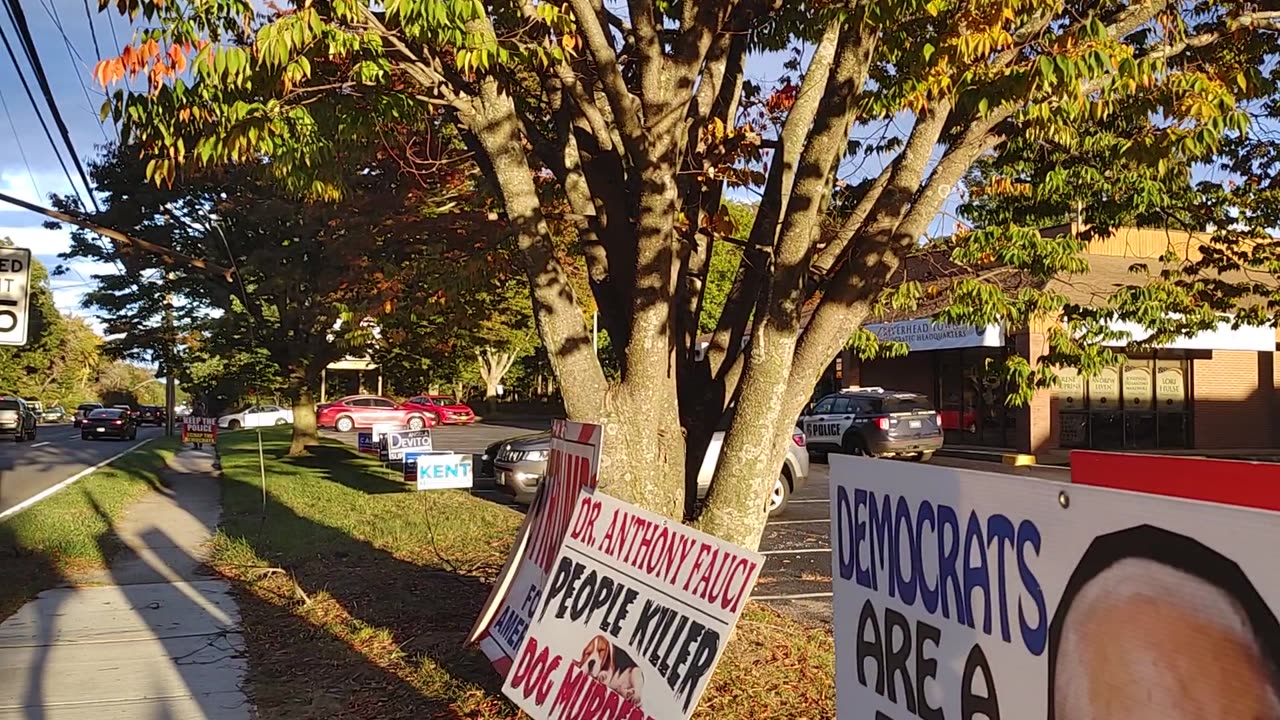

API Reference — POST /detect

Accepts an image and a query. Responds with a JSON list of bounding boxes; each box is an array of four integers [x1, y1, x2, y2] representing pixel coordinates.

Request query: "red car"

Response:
[[316, 395, 437, 433], [403, 395, 477, 425]]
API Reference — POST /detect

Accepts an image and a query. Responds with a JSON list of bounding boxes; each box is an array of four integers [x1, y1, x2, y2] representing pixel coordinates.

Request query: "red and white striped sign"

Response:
[[468, 420, 604, 675]]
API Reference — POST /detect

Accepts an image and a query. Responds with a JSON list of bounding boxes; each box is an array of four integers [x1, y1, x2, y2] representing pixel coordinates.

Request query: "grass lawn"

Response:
[[212, 427, 836, 719], [0, 437, 183, 619]]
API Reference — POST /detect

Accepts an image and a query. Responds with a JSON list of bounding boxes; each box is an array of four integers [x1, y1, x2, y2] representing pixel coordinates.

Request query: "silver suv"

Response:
[[799, 387, 943, 461], [0, 397, 37, 442], [485, 415, 810, 515]]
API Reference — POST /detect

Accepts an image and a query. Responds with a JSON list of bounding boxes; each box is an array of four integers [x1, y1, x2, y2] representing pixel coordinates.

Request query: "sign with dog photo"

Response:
[[829, 454, 1280, 720], [469, 420, 604, 675], [501, 489, 763, 720]]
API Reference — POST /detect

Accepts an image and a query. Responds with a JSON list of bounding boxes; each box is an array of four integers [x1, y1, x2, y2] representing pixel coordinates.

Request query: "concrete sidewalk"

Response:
[[0, 449, 252, 719]]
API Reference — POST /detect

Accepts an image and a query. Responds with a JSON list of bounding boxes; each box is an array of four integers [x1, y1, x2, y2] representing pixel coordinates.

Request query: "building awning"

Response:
[[1100, 320, 1276, 352], [864, 319, 1005, 352], [326, 356, 379, 371]]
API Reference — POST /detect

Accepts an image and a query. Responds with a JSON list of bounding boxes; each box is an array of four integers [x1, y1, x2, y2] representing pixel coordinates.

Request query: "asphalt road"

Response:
[[323, 421, 1072, 627], [0, 423, 167, 519]]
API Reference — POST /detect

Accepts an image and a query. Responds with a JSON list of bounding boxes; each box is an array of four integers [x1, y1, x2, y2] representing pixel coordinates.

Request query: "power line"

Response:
[[80, 0, 101, 62], [0, 18, 79, 203], [0, 87, 41, 200], [1, 0, 101, 211], [35, 0, 108, 142]]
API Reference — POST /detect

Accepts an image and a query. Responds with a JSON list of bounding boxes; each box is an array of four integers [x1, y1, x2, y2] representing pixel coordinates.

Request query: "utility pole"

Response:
[[164, 271, 176, 437]]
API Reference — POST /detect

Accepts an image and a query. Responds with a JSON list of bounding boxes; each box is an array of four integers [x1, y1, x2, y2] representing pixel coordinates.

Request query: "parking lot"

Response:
[[325, 419, 1070, 627]]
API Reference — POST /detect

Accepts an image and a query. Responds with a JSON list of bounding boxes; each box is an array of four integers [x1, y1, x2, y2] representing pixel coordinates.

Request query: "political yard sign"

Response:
[[380, 428, 433, 462], [830, 455, 1280, 720], [468, 420, 604, 675], [502, 490, 762, 720], [181, 416, 216, 444], [357, 432, 376, 454], [416, 452, 473, 490]]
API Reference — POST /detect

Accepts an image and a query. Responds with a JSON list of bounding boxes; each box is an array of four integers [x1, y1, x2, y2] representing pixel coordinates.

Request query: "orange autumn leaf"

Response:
[[168, 44, 187, 73]]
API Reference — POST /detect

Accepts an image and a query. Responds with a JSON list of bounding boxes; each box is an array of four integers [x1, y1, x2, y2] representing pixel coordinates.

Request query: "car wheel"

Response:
[[913, 451, 934, 462], [335, 416, 355, 433], [82, 434, 92, 440], [228, 419, 242, 430], [274, 418, 288, 426], [407, 416, 426, 431], [765, 473, 791, 516]]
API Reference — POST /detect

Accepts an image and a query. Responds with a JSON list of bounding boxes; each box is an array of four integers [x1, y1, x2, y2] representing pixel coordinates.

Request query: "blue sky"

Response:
[[0, 0, 137, 332]]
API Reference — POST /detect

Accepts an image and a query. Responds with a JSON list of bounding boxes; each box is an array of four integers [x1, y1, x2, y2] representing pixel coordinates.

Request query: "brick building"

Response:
[[815, 226, 1280, 456]]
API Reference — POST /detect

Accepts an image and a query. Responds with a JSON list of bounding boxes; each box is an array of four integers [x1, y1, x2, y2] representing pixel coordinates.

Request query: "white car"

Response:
[[217, 404, 294, 430]]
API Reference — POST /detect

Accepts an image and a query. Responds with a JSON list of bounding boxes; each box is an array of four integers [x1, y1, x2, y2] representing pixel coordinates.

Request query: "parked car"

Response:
[[41, 405, 67, 423], [0, 397, 37, 441], [81, 408, 138, 441], [798, 386, 943, 461], [403, 395, 477, 425], [316, 395, 437, 433], [218, 404, 294, 430], [73, 402, 103, 427], [136, 406, 167, 426], [485, 411, 809, 515]]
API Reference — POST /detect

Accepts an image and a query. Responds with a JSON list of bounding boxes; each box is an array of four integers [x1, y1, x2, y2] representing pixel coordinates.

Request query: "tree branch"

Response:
[[2, 191, 235, 281]]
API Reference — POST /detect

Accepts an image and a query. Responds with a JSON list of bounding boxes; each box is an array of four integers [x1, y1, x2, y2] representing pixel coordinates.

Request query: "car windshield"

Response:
[[0, 400, 19, 411], [432, 397, 459, 405], [89, 409, 123, 419]]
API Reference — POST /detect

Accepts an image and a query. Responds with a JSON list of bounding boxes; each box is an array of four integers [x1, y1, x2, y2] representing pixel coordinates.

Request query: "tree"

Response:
[[102, 0, 1280, 548], [59, 142, 486, 454], [0, 240, 93, 401]]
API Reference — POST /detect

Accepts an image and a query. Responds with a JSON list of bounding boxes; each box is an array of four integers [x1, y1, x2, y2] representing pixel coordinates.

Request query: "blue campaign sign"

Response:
[[357, 432, 376, 454], [416, 452, 473, 491]]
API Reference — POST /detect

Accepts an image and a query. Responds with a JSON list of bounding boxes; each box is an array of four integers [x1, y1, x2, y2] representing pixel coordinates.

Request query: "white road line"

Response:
[[0, 438, 155, 522], [30, 441, 49, 448], [65, 433, 81, 440], [788, 499, 829, 505], [752, 591, 833, 601], [768, 518, 829, 526], [761, 547, 831, 555]]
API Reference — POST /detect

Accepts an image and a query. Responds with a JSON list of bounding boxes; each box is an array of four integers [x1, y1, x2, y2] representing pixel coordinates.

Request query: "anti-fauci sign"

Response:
[[502, 489, 762, 720], [830, 455, 1280, 720], [468, 420, 604, 675]]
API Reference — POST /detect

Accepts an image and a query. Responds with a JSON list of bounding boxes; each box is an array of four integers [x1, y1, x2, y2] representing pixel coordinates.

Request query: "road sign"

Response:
[[0, 247, 31, 346]]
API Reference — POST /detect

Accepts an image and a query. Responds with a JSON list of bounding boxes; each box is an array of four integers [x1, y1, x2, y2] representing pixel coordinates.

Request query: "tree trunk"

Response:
[[288, 380, 319, 457]]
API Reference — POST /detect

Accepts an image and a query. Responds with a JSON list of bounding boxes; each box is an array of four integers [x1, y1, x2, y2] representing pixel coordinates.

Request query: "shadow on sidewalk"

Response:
[[59, 452, 483, 720]]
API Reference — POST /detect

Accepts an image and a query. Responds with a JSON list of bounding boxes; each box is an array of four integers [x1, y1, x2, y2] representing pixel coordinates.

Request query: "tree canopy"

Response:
[[99, 0, 1280, 546]]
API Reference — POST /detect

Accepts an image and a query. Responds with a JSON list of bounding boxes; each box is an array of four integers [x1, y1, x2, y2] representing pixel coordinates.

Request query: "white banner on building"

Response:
[[830, 455, 1280, 720], [502, 489, 762, 720], [865, 319, 1004, 352]]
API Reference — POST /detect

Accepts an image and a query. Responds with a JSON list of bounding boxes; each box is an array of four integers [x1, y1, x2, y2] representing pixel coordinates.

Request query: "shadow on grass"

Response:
[[216, 431, 519, 718], [283, 445, 410, 496]]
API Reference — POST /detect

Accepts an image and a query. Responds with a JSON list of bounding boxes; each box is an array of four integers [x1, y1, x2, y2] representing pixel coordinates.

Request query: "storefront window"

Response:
[[1057, 355, 1192, 449], [1156, 360, 1187, 412], [1054, 367, 1085, 411], [1123, 363, 1154, 411], [937, 348, 1010, 446], [1088, 366, 1120, 409]]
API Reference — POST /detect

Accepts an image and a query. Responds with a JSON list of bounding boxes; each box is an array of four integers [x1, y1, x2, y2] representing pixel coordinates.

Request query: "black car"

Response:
[[73, 402, 103, 428], [81, 408, 138, 440], [137, 405, 167, 426]]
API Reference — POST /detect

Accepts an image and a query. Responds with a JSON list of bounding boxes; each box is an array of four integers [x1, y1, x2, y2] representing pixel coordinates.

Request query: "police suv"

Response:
[[798, 386, 944, 461]]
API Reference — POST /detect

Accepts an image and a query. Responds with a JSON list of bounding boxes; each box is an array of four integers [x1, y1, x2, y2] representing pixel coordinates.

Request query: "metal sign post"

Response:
[[0, 247, 32, 347]]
